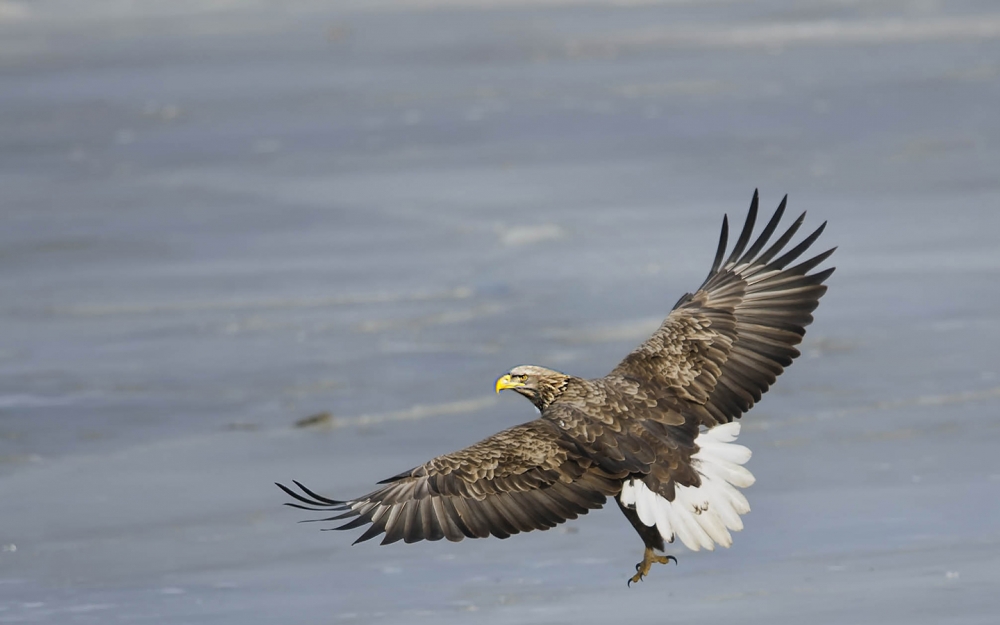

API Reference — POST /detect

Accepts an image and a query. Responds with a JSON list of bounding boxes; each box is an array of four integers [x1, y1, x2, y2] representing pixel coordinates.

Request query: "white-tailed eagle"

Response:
[[277, 191, 835, 585]]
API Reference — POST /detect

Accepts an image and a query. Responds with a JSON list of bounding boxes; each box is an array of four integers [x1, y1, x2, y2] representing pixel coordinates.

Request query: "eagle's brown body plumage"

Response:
[[278, 191, 834, 580]]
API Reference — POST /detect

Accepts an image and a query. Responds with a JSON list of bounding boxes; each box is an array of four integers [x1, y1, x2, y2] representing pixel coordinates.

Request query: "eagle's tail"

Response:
[[620, 422, 755, 551]]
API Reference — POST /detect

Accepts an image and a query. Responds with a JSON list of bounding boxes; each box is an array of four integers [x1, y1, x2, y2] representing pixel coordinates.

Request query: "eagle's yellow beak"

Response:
[[495, 374, 523, 394]]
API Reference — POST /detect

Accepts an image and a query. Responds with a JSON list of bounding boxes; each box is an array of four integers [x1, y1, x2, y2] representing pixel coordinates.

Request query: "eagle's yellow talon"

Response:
[[628, 547, 676, 586]]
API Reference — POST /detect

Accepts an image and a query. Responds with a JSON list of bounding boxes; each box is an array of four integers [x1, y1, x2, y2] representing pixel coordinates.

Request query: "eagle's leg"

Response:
[[616, 492, 678, 586], [629, 547, 677, 586]]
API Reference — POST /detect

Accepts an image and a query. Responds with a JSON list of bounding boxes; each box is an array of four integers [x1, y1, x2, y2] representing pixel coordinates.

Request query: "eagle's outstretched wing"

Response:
[[611, 190, 835, 427], [277, 419, 621, 544]]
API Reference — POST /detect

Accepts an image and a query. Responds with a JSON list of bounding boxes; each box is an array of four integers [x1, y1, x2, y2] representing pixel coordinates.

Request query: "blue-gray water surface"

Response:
[[1, 1, 999, 623]]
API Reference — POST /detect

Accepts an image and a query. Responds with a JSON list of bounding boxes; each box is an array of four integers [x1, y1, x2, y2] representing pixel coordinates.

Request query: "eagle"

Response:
[[277, 191, 835, 585]]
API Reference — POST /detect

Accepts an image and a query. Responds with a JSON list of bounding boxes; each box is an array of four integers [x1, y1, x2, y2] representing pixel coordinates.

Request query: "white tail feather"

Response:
[[635, 481, 658, 527], [620, 421, 755, 552]]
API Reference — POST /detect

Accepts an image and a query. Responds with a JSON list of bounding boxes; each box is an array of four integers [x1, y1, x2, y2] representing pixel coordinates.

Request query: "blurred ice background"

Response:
[[1, 0, 999, 623]]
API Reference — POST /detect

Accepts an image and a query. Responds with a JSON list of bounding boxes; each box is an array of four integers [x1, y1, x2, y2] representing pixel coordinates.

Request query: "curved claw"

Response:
[[628, 548, 677, 586]]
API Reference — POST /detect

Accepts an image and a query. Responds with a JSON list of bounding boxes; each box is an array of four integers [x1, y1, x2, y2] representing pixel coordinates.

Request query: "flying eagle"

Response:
[[277, 191, 834, 585]]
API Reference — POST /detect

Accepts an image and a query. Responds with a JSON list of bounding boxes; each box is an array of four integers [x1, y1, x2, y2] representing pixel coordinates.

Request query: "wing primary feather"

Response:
[[334, 515, 374, 531], [294, 507, 356, 520], [756, 212, 805, 265], [805, 266, 836, 286], [290, 480, 345, 506], [725, 190, 758, 266], [738, 195, 786, 264], [326, 509, 361, 521], [354, 521, 387, 544], [770, 221, 828, 270], [302, 515, 348, 524], [782, 247, 837, 277], [707, 214, 730, 278], [276, 482, 329, 507], [282, 502, 339, 512]]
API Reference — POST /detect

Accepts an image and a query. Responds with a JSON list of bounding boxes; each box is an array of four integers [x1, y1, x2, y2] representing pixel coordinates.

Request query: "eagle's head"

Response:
[[495, 365, 570, 411]]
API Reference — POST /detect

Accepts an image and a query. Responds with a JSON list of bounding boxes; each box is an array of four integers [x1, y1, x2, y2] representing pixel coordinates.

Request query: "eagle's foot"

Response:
[[627, 547, 677, 586]]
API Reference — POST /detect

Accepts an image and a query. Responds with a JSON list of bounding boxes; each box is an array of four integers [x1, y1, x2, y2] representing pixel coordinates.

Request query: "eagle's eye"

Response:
[[518, 374, 529, 382]]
